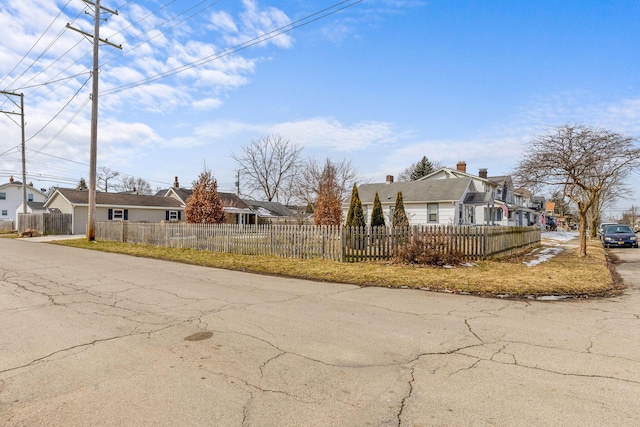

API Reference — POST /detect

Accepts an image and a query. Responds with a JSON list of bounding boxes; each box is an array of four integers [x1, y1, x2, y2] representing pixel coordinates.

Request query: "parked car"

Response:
[[598, 222, 617, 236], [601, 224, 639, 248]]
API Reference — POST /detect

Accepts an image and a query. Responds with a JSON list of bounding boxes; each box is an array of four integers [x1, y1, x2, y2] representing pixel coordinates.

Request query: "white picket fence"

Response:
[[96, 222, 540, 261]]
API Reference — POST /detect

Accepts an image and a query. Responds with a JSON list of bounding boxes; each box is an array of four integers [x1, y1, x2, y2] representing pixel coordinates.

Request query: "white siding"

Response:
[[0, 184, 46, 222]]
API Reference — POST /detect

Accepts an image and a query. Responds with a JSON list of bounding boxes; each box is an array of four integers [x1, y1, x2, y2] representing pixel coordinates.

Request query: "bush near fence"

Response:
[[96, 222, 540, 262]]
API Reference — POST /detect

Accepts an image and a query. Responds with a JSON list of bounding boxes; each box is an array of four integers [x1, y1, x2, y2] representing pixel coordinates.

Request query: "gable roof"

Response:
[[0, 181, 47, 196], [45, 188, 184, 209], [155, 187, 252, 210], [26, 201, 47, 210], [463, 192, 494, 205], [242, 200, 295, 217], [355, 177, 474, 204], [419, 167, 504, 189]]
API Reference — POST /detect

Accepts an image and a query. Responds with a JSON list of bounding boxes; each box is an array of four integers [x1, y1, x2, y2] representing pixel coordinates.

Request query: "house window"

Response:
[[388, 206, 394, 220], [1, 210, 7, 216], [108, 208, 128, 220], [28, 194, 33, 202], [0, 192, 5, 200], [112, 209, 124, 220], [168, 211, 179, 221], [465, 206, 475, 224], [427, 204, 438, 223]]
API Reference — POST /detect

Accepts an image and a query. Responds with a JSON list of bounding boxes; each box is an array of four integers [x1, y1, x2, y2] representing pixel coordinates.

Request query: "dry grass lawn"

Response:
[[49, 237, 620, 298]]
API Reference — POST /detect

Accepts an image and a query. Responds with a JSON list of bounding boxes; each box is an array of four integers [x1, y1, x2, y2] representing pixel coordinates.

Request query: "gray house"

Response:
[[44, 188, 185, 235]]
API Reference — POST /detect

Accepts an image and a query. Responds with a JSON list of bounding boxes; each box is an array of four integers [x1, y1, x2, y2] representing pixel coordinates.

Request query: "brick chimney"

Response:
[[386, 175, 394, 184], [479, 168, 487, 179], [9, 176, 14, 183], [173, 176, 179, 188], [456, 161, 467, 173]]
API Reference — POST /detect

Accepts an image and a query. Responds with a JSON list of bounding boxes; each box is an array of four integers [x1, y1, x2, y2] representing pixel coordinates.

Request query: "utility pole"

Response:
[[67, 0, 121, 241], [236, 170, 241, 196], [0, 91, 27, 219]]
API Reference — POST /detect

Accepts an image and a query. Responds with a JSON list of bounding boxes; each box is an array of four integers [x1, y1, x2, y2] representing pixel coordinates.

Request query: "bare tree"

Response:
[[97, 167, 119, 192], [513, 124, 640, 256], [115, 176, 153, 195], [231, 135, 303, 202], [621, 206, 639, 229], [293, 157, 360, 209], [587, 175, 631, 237]]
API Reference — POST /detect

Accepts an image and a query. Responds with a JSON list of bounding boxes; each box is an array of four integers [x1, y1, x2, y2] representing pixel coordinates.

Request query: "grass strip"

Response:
[[49, 238, 617, 298]]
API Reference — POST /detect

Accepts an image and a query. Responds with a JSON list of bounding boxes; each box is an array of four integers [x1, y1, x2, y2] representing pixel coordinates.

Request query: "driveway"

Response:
[[1, 238, 639, 426]]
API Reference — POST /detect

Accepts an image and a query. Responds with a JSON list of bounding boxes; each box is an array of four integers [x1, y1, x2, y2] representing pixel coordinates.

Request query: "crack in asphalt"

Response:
[[3, 254, 640, 426], [396, 366, 415, 427]]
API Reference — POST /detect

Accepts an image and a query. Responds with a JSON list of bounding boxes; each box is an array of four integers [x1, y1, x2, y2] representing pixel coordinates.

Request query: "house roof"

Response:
[[355, 177, 474, 204], [0, 181, 47, 195], [418, 167, 500, 188], [487, 175, 512, 186], [155, 187, 194, 203], [463, 192, 494, 205], [242, 200, 295, 217], [45, 188, 184, 208], [155, 187, 251, 210], [26, 201, 47, 210]]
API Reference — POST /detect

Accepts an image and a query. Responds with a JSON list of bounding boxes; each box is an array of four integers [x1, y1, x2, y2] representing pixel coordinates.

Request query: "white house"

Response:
[[0, 176, 47, 226], [418, 161, 525, 226], [343, 175, 493, 226]]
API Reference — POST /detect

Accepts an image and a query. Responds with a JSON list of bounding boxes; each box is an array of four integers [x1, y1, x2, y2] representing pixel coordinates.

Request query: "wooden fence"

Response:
[[18, 213, 73, 235], [96, 223, 540, 262], [0, 221, 14, 232]]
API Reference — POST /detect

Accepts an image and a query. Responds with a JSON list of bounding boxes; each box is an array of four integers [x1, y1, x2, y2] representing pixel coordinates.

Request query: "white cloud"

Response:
[[270, 117, 400, 151], [192, 98, 223, 111]]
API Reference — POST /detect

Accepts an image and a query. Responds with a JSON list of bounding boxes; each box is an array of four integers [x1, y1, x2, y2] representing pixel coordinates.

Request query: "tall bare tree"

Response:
[[514, 124, 640, 256], [115, 176, 153, 195], [97, 167, 119, 192], [587, 174, 631, 237], [293, 158, 360, 208], [231, 135, 303, 202]]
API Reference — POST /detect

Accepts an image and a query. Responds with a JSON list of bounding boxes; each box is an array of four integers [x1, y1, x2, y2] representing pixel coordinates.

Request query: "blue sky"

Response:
[[1, 0, 639, 216]]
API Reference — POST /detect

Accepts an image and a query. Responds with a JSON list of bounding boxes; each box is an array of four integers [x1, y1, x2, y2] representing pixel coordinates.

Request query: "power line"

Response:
[[26, 75, 92, 144], [0, 0, 74, 89], [103, 0, 363, 95]]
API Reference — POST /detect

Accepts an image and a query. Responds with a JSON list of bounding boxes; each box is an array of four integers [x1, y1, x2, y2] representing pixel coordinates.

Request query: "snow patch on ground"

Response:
[[523, 246, 564, 267], [542, 231, 579, 243], [522, 231, 578, 267]]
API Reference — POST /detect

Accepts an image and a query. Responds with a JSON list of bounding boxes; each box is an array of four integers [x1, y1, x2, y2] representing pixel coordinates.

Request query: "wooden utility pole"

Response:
[[0, 91, 27, 217], [67, 0, 120, 240]]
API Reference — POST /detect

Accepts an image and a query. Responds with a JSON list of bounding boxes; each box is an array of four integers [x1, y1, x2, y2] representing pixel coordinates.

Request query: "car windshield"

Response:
[[605, 225, 634, 234]]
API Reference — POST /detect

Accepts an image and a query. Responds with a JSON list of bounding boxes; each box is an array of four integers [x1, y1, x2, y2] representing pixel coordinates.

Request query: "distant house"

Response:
[[156, 177, 295, 224], [241, 199, 297, 224], [343, 175, 489, 226], [0, 176, 47, 225], [44, 188, 185, 234]]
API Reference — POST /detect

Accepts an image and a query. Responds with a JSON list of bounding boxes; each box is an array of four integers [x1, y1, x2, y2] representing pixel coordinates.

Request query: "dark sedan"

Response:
[[601, 224, 639, 248]]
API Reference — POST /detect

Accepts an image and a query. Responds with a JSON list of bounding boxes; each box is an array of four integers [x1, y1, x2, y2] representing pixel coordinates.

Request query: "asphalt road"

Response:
[[1, 238, 639, 426]]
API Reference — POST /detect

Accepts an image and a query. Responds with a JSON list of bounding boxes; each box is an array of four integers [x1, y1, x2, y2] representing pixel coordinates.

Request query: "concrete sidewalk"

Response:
[[15, 234, 86, 242]]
